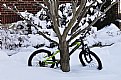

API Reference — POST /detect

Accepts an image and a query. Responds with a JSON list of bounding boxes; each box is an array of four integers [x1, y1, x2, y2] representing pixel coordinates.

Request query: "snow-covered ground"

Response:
[[0, 23, 121, 80]]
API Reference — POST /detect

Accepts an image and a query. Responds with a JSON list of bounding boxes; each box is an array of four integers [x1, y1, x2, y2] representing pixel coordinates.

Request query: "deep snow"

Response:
[[0, 24, 121, 80], [1, 2, 121, 80], [0, 43, 121, 80]]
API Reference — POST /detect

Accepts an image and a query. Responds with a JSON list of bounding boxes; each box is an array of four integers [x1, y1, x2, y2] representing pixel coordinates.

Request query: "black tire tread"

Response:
[[79, 51, 102, 70], [28, 49, 55, 68]]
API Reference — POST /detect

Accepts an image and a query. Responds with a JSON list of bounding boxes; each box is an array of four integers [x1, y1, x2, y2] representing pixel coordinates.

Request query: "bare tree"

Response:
[[3, 0, 118, 72]]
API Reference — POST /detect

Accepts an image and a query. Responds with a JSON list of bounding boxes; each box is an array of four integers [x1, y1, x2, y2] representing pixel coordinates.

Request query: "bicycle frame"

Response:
[[28, 30, 102, 70], [42, 30, 90, 66], [43, 50, 60, 65], [43, 41, 82, 66]]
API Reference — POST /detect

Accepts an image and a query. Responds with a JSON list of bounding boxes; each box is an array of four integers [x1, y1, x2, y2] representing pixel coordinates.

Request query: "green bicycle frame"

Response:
[[43, 41, 81, 65], [43, 50, 60, 65]]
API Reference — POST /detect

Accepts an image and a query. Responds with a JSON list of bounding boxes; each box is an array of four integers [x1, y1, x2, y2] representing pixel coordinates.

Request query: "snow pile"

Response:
[[0, 25, 121, 80], [1, 2, 121, 80], [1, 2, 121, 57], [86, 23, 121, 46]]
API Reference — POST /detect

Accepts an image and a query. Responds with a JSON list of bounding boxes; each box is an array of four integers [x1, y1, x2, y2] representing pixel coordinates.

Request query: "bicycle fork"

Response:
[[83, 46, 93, 63]]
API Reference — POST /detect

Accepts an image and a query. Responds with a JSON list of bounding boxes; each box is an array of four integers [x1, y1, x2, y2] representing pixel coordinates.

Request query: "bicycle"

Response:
[[28, 30, 102, 70]]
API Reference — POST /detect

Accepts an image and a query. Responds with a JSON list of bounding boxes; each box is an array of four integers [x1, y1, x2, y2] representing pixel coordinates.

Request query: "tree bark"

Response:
[[59, 38, 70, 72]]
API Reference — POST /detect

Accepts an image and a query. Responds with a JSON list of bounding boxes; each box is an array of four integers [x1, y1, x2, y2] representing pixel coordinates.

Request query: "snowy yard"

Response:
[[0, 43, 121, 80], [1, 1, 121, 80], [0, 24, 121, 80]]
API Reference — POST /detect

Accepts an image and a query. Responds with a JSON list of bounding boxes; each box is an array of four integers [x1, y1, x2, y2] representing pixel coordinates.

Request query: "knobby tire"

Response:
[[28, 49, 55, 68], [79, 51, 102, 70]]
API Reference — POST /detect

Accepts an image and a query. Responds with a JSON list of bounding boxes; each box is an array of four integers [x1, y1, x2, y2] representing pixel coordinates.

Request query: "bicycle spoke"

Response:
[[28, 49, 55, 68], [87, 60, 98, 69], [79, 51, 102, 70], [31, 61, 40, 67]]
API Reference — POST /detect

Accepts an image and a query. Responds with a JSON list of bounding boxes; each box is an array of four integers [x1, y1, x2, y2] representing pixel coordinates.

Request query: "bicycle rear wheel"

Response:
[[79, 51, 102, 70], [28, 49, 55, 68]]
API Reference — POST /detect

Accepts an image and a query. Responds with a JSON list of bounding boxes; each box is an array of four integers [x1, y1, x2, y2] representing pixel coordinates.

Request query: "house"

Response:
[[0, 0, 120, 24], [0, 0, 71, 24]]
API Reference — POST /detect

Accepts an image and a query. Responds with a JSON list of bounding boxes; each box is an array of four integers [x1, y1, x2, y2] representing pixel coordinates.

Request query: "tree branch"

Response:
[[71, 1, 96, 34], [62, 0, 87, 39], [71, 0, 78, 15], [2, 4, 58, 45], [33, 2, 48, 11], [49, 0, 62, 39], [99, 0, 107, 11], [43, 0, 50, 9], [68, 2, 118, 42]]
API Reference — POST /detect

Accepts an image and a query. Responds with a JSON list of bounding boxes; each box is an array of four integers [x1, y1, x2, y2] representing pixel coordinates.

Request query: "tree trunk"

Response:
[[59, 38, 70, 72]]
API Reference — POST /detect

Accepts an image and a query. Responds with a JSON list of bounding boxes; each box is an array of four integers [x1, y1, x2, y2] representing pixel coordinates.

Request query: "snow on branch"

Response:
[[2, 3, 58, 45], [68, 1, 118, 42]]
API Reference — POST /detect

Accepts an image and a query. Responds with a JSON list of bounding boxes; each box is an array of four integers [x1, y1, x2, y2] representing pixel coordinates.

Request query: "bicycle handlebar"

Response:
[[69, 30, 90, 47], [79, 30, 90, 39]]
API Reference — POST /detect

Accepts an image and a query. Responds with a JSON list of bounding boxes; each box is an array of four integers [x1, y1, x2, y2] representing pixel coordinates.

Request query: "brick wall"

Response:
[[2, 0, 119, 24], [0, 0, 43, 24], [0, 0, 74, 24]]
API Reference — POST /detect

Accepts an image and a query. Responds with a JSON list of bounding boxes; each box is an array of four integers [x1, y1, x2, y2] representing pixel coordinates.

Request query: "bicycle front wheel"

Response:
[[79, 51, 102, 70], [28, 49, 55, 68]]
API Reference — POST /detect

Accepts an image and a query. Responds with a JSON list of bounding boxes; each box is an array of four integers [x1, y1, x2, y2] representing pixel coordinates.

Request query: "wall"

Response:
[[0, 0, 73, 24], [0, 0, 118, 24], [0, 0, 43, 24]]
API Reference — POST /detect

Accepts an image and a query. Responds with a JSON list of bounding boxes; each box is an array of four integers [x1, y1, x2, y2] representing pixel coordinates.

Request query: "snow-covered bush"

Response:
[[86, 23, 121, 47], [1, 1, 118, 52]]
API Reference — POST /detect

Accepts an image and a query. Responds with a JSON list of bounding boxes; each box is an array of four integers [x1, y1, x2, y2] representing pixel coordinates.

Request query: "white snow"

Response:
[[0, 24, 121, 80], [1, 2, 121, 80]]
